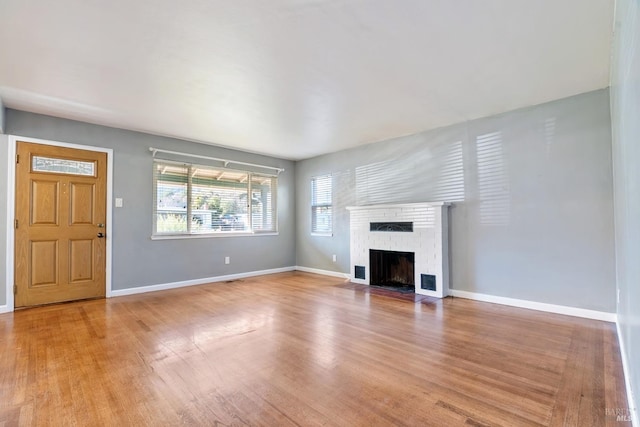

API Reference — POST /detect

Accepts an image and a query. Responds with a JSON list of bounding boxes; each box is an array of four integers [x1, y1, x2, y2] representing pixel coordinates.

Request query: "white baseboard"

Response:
[[294, 266, 350, 279], [450, 289, 617, 322], [617, 321, 639, 427], [0, 304, 11, 314], [110, 266, 296, 297]]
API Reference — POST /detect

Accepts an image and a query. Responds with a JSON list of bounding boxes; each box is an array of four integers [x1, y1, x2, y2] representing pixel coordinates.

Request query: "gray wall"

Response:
[[296, 89, 616, 313], [611, 0, 640, 417], [2, 110, 296, 296]]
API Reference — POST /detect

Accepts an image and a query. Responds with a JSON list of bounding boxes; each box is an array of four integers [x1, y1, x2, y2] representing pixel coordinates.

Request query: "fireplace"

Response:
[[370, 250, 415, 292], [347, 202, 451, 298]]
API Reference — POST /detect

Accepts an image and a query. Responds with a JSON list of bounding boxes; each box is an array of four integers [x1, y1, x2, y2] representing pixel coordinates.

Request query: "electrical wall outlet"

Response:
[[225, 256, 230, 265], [332, 254, 337, 262]]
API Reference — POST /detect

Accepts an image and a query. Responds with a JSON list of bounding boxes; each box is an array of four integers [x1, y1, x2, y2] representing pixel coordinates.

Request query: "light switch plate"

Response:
[[115, 198, 123, 208]]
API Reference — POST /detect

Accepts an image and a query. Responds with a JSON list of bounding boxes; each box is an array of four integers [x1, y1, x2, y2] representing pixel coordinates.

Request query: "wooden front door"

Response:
[[14, 141, 107, 307]]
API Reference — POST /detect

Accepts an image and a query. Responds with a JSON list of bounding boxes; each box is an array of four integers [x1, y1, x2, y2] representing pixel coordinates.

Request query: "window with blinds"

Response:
[[153, 160, 277, 236], [311, 174, 332, 235]]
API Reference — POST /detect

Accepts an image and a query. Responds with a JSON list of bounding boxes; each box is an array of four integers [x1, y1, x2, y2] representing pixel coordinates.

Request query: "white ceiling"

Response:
[[0, 0, 614, 160]]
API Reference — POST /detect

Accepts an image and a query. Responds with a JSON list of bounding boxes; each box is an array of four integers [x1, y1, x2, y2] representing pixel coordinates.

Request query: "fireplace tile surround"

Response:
[[347, 202, 450, 298]]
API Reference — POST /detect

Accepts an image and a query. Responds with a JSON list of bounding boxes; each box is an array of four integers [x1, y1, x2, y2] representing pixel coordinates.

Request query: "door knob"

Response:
[[97, 232, 105, 238]]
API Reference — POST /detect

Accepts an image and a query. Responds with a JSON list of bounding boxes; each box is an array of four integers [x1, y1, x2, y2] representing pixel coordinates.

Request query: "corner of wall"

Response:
[[0, 97, 5, 134], [617, 320, 639, 427]]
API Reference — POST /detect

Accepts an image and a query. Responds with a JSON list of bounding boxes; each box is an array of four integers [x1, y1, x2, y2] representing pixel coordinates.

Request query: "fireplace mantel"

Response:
[[346, 202, 451, 298]]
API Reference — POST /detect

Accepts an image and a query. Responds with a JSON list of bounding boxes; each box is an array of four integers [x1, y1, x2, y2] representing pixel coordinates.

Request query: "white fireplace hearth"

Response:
[[346, 202, 451, 298]]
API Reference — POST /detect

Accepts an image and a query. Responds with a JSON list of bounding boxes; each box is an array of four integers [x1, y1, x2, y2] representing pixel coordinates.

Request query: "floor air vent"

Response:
[[421, 274, 436, 291]]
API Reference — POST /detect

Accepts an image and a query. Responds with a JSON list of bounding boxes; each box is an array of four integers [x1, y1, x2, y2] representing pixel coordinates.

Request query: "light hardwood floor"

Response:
[[0, 272, 630, 426]]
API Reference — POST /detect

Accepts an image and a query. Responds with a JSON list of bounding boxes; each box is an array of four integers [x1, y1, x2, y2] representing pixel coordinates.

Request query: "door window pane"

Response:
[[32, 156, 95, 176]]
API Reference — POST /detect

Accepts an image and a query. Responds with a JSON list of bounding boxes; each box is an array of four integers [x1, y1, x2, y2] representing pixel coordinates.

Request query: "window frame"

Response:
[[152, 159, 278, 239], [311, 174, 333, 236]]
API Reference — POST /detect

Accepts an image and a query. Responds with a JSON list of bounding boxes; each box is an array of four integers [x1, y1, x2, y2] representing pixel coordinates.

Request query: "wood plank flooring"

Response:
[[0, 272, 630, 426]]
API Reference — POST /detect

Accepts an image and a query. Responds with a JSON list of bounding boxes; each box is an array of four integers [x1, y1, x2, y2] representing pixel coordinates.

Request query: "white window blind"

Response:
[[153, 160, 277, 236], [311, 174, 332, 235], [251, 174, 277, 232]]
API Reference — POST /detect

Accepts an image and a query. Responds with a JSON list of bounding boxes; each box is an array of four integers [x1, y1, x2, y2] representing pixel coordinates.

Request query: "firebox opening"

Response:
[[369, 249, 415, 293]]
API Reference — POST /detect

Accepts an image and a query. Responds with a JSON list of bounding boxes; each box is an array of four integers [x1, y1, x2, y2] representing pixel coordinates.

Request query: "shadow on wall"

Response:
[[355, 138, 466, 206], [349, 117, 558, 228], [476, 131, 510, 226]]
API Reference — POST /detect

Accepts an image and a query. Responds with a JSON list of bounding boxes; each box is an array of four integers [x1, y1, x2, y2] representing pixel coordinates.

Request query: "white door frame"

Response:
[[5, 135, 114, 312]]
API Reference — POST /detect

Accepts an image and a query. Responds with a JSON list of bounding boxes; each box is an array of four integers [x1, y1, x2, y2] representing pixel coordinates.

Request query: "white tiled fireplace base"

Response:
[[347, 202, 450, 298]]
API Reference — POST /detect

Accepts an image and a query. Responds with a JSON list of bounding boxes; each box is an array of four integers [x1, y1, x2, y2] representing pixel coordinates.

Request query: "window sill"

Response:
[[151, 232, 279, 240], [311, 232, 333, 237]]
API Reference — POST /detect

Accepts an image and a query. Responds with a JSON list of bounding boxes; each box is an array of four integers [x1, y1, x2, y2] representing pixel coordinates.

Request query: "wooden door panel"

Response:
[[30, 240, 58, 287], [69, 182, 95, 225], [30, 180, 59, 225], [15, 141, 107, 307], [69, 239, 94, 282]]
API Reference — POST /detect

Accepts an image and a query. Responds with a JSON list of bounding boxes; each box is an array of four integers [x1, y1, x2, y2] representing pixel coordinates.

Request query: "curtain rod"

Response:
[[149, 147, 285, 174]]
